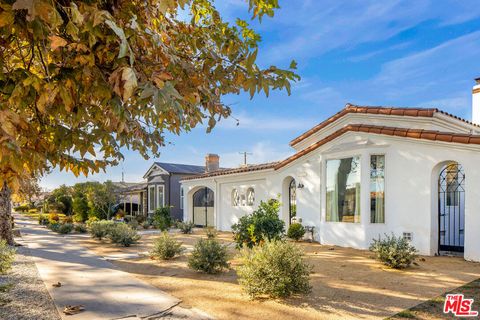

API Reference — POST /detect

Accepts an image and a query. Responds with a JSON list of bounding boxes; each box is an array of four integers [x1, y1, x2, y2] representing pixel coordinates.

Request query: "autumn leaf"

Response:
[[49, 35, 67, 50]]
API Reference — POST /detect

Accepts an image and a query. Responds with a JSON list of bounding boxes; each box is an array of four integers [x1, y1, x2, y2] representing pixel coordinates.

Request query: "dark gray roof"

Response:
[[155, 162, 206, 174]]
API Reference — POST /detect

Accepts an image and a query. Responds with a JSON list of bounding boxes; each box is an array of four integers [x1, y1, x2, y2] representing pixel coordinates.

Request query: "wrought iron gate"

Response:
[[438, 163, 465, 253]]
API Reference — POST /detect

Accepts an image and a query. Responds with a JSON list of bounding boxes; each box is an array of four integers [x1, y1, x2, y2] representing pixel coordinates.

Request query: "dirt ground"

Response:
[[76, 229, 480, 320]]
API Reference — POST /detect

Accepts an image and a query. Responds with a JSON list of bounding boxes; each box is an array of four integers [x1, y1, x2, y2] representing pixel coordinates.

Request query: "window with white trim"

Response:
[[157, 185, 165, 208], [148, 186, 155, 213], [180, 186, 184, 210]]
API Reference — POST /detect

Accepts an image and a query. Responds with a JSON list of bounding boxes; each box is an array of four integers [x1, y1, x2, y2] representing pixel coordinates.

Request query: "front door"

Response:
[[192, 187, 214, 227], [438, 163, 465, 253]]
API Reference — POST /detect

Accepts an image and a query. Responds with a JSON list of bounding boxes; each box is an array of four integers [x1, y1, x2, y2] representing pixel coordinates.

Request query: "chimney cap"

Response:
[[475, 77, 480, 85]]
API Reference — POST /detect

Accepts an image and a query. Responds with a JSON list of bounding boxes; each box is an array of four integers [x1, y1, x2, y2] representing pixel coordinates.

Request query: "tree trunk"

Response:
[[0, 182, 14, 245]]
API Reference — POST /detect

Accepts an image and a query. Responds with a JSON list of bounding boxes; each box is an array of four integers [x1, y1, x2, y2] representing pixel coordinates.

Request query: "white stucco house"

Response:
[[181, 80, 480, 262]]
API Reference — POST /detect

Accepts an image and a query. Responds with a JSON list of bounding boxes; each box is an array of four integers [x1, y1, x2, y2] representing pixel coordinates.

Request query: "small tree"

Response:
[[232, 199, 285, 248], [153, 207, 173, 231]]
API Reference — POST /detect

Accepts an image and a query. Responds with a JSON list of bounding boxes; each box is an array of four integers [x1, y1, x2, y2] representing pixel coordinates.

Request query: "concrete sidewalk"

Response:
[[15, 215, 183, 320]]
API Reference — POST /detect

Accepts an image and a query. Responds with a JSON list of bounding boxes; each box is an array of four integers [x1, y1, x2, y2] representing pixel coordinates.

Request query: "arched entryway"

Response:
[[192, 187, 214, 227], [438, 162, 465, 253]]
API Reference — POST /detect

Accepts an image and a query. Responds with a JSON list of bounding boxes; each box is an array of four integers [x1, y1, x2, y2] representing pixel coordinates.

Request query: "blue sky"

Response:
[[41, 0, 480, 190]]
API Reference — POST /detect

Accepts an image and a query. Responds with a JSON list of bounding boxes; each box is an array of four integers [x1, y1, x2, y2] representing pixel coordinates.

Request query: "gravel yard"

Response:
[[0, 245, 60, 320]]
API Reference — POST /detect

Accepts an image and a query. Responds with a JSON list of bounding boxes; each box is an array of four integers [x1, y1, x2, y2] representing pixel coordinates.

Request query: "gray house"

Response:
[[120, 161, 212, 221]]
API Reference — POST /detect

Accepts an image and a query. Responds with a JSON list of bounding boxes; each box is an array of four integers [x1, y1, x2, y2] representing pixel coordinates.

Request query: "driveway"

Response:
[[15, 215, 185, 320]]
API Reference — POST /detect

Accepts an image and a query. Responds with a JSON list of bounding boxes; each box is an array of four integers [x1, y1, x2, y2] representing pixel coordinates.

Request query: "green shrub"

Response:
[[237, 240, 311, 298], [28, 208, 38, 214], [72, 214, 85, 223], [142, 221, 151, 229], [14, 205, 29, 212], [48, 222, 61, 233], [108, 223, 141, 247], [135, 215, 146, 224], [0, 240, 16, 274], [369, 234, 418, 269], [232, 199, 285, 248], [188, 238, 229, 274], [287, 223, 305, 241], [177, 221, 194, 234], [86, 216, 99, 226], [205, 226, 217, 239], [128, 219, 139, 230], [56, 223, 74, 234], [150, 232, 184, 260], [38, 214, 49, 225], [48, 213, 60, 224], [89, 220, 115, 240], [152, 207, 172, 230], [74, 224, 87, 233]]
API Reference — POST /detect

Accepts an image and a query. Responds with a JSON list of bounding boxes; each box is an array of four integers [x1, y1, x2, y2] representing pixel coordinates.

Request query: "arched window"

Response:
[[289, 179, 296, 221], [246, 188, 255, 206], [232, 189, 240, 206]]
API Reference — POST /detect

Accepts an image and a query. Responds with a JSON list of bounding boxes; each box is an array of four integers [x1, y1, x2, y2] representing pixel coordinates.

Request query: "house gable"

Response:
[[290, 104, 480, 151], [143, 163, 169, 179]]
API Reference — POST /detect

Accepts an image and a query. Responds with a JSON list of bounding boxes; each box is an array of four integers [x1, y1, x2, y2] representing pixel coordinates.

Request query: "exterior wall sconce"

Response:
[[297, 182, 304, 189]]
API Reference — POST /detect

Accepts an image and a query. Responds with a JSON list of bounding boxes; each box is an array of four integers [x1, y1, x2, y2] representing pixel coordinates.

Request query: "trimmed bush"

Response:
[[205, 227, 217, 239], [188, 238, 229, 274], [128, 219, 139, 230], [152, 207, 172, 231], [135, 215, 146, 224], [48, 222, 61, 233], [48, 213, 60, 224], [237, 240, 311, 299], [89, 220, 115, 240], [108, 223, 141, 247], [287, 223, 305, 241], [142, 221, 151, 229], [150, 232, 184, 260], [28, 208, 38, 214], [369, 234, 418, 269], [74, 224, 87, 233], [56, 223, 74, 234], [38, 214, 49, 225], [232, 199, 285, 248], [14, 205, 29, 212], [86, 216, 99, 226], [177, 221, 194, 234], [0, 240, 16, 274]]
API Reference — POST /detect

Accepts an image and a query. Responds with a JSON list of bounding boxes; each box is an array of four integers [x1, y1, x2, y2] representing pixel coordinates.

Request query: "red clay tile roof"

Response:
[[183, 124, 480, 181], [289, 103, 479, 147], [276, 124, 480, 169], [181, 162, 279, 181]]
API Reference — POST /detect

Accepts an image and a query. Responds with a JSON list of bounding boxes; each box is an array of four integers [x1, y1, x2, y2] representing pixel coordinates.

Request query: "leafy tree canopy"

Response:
[[0, 0, 298, 191]]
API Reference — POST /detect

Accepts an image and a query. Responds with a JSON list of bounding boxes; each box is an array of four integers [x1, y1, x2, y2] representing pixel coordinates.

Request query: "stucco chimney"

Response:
[[205, 154, 219, 172], [473, 78, 480, 125]]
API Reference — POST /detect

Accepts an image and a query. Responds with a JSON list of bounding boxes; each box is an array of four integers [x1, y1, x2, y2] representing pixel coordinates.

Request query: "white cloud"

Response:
[[259, 0, 480, 64], [217, 111, 316, 131]]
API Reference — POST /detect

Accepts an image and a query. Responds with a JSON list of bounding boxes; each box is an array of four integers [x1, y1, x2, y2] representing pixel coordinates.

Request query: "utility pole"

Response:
[[239, 151, 253, 166]]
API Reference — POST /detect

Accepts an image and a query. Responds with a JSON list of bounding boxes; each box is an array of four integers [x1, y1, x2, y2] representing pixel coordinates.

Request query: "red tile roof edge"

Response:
[[289, 103, 479, 147], [276, 124, 480, 170], [181, 162, 279, 181]]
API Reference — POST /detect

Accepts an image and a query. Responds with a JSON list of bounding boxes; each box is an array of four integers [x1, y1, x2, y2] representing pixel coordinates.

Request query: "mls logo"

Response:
[[443, 294, 478, 317]]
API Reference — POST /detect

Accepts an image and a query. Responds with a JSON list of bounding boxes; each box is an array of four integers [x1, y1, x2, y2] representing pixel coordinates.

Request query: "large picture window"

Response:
[[326, 156, 361, 223], [370, 155, 385, 223]]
